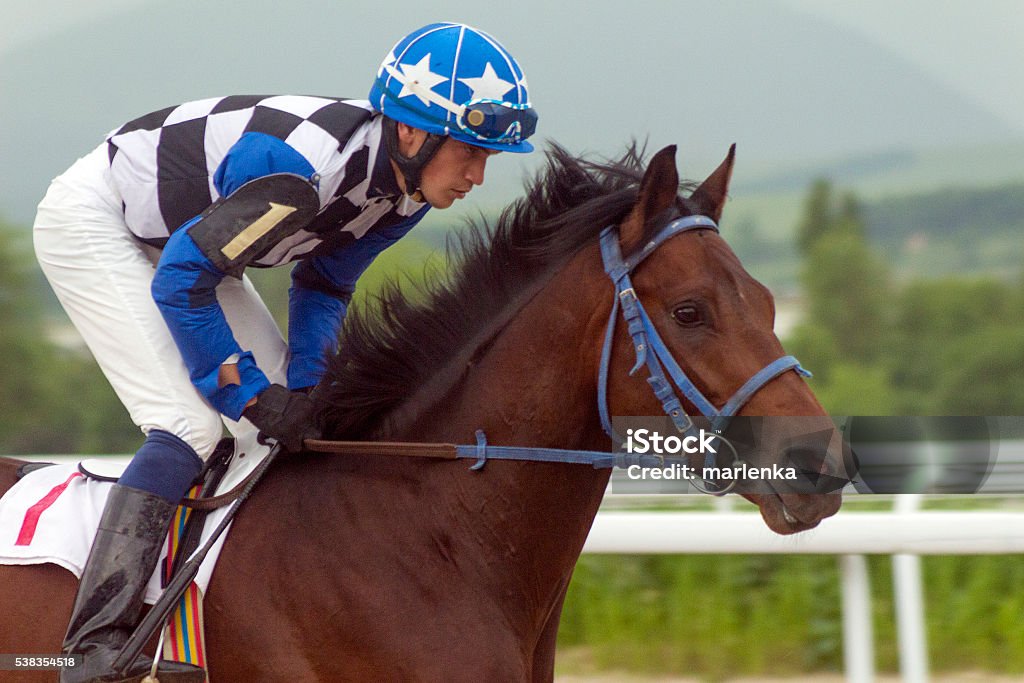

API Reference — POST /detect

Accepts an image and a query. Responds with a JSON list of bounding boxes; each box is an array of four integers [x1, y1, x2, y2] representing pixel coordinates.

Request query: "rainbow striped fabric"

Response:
[[162, 484, 207, 677]]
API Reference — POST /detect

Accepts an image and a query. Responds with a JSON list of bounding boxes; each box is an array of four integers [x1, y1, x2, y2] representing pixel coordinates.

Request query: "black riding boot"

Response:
[[60, 484, 206, 683]]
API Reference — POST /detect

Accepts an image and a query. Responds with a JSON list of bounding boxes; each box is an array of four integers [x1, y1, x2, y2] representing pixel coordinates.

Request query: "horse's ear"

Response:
[[690, 144, 736, 223], [620, 145, 680, 253]]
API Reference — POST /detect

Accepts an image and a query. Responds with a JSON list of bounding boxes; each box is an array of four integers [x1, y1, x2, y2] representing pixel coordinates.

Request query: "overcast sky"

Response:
[[6, 0, 1022, 133], [777, 0, 1024, 134], [3, 0, 1023, 228]]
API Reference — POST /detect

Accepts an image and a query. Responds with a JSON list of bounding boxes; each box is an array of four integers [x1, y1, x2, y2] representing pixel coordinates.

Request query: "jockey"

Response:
[[33, 22, 536, 683]]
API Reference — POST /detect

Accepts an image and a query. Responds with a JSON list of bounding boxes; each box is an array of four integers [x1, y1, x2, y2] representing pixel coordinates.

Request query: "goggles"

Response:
[[457, 99, 537, 144], [379, 64, 537, 145]]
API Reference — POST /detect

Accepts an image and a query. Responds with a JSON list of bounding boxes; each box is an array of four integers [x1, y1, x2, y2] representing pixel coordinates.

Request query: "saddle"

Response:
[[7, 438, 248, 672], [15, 438, 234, 574]]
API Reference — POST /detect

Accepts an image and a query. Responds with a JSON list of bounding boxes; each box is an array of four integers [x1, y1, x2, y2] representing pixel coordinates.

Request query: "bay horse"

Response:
[[0, 143, 843, 681]]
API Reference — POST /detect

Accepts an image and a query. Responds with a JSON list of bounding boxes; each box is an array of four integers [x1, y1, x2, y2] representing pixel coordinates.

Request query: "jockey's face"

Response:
[[418, 138, 498, 209], [393, 123, 499, 209]]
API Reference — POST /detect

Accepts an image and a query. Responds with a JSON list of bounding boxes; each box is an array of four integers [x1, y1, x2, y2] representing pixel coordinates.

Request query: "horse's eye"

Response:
[[672, 304, 703, 327]]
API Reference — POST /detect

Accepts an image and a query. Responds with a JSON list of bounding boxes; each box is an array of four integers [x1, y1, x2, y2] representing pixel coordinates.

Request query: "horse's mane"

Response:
[[318, 142, 690, 438]]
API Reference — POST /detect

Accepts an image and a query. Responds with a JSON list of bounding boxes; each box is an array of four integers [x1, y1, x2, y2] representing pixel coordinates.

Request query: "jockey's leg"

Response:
[[33, 144, 228, 456], [32, 145, 287, 682], [59, 432, 205, 683]]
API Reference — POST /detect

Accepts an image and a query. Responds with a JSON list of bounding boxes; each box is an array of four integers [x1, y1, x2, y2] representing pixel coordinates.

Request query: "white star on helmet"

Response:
[[459, 62, 516, 101], [396, 54, 449, 106]]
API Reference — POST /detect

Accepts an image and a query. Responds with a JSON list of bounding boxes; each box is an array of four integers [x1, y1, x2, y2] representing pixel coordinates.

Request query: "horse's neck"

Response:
[[401, 246, 609, 449], [390, 246, 613, 610], [248, 247, 613, 641]]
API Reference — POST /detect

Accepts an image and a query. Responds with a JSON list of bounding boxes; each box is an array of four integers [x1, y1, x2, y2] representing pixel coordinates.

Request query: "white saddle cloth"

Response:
[[0, 430, 269, 604]]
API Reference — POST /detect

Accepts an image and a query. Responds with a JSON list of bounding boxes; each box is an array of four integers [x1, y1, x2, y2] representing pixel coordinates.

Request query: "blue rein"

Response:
[[461, 214, 810, 495]]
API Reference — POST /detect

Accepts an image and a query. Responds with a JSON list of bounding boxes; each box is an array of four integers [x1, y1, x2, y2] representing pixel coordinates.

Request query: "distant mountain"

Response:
[[2, 0, 1018, 226], [733, 149, 920, 195]]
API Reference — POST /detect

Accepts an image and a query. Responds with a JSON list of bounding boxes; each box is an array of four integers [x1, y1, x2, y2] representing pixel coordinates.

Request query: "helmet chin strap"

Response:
[[381, 117, 447, 197]]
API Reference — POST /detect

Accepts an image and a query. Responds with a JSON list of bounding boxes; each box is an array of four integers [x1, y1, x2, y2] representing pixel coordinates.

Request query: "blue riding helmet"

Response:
[[369, 22, 537, 153]]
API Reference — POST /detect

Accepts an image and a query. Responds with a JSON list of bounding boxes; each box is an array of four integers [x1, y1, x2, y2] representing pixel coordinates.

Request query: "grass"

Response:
[[555, 493, 1024, 680]]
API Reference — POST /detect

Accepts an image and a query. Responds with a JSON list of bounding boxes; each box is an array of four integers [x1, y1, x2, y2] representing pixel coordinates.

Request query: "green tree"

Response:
[[810, 361, 900, 415], [796, 178, 866, 256], [0, 219, 138, 454], [930, 325, 1024, 414], [802, 230, 890, 363], [793, 178, 888, 364], [796, 178, 834, 257], [787, 180, 894, 413], [888, 276, 1024, 411], [783, 322, 841, 385], [0, 224, 55, 448]]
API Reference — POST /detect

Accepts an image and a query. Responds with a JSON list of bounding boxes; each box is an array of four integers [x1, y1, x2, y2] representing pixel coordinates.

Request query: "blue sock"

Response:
[[118, 430, 204, 503]]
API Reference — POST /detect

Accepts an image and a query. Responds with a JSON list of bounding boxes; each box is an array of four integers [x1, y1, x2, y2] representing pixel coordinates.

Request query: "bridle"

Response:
[[597, 214, 811, 493], [178, 214, 815, 510]]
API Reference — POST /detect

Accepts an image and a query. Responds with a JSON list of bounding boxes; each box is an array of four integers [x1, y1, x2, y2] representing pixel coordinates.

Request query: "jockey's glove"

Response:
[[242, 384, 323, 452]]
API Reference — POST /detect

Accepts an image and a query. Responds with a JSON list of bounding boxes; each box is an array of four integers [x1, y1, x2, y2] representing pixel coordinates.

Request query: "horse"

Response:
[[0, 142, 843, 681]]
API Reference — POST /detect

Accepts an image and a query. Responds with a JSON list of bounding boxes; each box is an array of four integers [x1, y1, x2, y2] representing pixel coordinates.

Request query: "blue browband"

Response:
[[597, 215, 810, 438], [460, 214, 811, 495]]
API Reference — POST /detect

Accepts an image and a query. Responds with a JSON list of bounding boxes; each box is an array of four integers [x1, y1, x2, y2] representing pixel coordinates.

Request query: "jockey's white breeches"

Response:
[[33, 144, 289, 459]]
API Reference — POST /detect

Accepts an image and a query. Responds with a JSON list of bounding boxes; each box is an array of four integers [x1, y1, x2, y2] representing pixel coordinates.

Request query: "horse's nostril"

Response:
[[784, 446, 827, 484], [781, 443, 854, 495]]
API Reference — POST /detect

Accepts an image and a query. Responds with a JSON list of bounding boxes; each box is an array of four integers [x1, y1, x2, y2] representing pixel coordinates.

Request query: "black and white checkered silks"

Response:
[[35, 97, 424, 458], [106, 96, 426, 263]]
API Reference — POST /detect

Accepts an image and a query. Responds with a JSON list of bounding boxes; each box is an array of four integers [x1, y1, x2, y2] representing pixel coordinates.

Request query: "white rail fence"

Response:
[[583, 497, 1024, 683]]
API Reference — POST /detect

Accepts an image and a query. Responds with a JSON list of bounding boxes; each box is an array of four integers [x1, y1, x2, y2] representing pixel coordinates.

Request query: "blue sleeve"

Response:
[[214, 131, 317, 196], [152, 222, 270, 419], [286, 206, 429, 389], [150, 132, 317, 419]]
